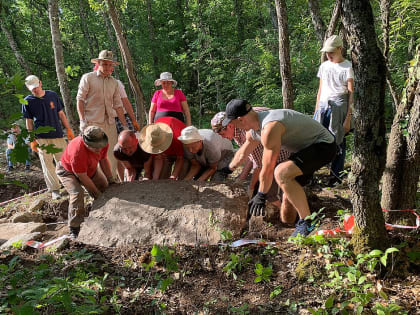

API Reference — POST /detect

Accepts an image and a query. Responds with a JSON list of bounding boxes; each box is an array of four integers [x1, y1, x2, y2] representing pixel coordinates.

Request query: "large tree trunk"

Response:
[[48, 0, 76, 129], [146, 0, 159, 78], [321, 0, 342, 62], [106, 0, 146, 126], [274, 0, 293, 109], [307, 0, 326, 46], [341, 0, 388, 251], [381, 46, 420, 223], [379, 0, 399, 110], [0, 19, 32, 76]]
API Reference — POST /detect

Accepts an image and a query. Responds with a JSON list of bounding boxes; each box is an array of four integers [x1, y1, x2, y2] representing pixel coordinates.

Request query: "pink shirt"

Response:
[[151, 89, 186, 112]]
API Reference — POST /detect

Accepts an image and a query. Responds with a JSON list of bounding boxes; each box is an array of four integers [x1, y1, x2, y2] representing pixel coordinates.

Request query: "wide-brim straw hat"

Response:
[[91, 50, 120, 65], [139, 122, 173, 154], [154, 72, 177, 87]]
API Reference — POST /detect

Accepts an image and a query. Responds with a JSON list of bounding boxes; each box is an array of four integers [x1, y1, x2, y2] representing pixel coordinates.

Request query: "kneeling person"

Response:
[[114, 130, 152, 181], [56, 126, 114, 238], [178, 126, 234, 181]]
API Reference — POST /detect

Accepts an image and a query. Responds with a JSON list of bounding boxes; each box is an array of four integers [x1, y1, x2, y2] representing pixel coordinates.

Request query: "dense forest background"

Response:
[[0, 0, 418, 128]]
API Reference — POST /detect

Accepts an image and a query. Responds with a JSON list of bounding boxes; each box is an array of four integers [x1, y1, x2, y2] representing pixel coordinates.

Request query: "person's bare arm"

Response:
[[343, 78, 354, 133], [99, 158, 113, 181], [184, 159, 201, 180], [75, 172, 101, 198], [315, 79, 322, 114], [115, 107, 128, 128], [258, 122, 283, 194], [121, 160, 136, 182], [143, 156, 153, 179], [197, 162, 217, 181], [149, 102, 157, 124], [229, 131, 260, 170], [26, 119, 34, 131], [181, 101, 191, 126], [171, 155, 184, 179], [58, 110, 71, 130]]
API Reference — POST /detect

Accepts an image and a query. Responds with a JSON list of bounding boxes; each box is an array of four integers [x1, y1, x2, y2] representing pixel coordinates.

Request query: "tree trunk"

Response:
[[106, 0, 146, 126], [146, 0, 159, 78], [0, 19, 32, 76], [307, 0, 326, 46], [341, 0, 389, 251], [321, 0, 342, 62], [48, 0, 76, 129], [274, 0, 293, 109], [381, 46, 420, 224], [380, 0, 399, 110], [101, 10, 119, 79], [79, 0, 97, 59]]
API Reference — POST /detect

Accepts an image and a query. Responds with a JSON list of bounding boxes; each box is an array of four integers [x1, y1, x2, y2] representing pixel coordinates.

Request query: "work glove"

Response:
[[79, 120, 88, 133], [220, 166, 234, 175], [30, 140, 39, 153], [248, 192, 267, 217], [67, 128, 75, 140], [132, 120, 140, 132]]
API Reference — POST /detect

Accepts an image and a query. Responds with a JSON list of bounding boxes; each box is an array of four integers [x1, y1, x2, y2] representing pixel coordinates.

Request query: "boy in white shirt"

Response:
[[314, 35, 354, 186]]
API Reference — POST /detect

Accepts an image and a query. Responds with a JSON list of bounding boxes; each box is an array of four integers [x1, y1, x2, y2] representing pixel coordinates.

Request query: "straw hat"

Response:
[[154, 72, 177, 87], [177, 126, 203, 144], [91, 50, 120, 65], [138, 123, 173, 154]]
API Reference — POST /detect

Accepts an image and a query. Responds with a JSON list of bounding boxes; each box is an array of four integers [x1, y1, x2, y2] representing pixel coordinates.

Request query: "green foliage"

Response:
[[254, 263, 272, 283], [223, 251, 251, 280]]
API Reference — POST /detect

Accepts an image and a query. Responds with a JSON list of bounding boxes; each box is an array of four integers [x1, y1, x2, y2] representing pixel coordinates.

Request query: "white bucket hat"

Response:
[[178, 126, 203, 144], [25, 75, 40, 91], [91, 50, 120, 65], [321, 35, 343, 52], [154, 72, 177, 87], [138, 123, 173, 154]]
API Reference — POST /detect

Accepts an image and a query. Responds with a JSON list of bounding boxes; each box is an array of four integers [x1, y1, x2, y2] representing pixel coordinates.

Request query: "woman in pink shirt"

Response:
[[149, 72, 191, 126]]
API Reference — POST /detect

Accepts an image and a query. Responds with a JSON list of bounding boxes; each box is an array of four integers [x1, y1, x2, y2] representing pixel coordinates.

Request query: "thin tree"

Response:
[[105, 0, 146, 126], [381, 46, 420, 223], [341, 0, 389, 251], [146, 0, 159, 77], [274, 0, 293, 109], [321, 0, 342, 62], [307, 0, 326, 46], [79, 0, 98, 59], [48, 0, 76, 128]]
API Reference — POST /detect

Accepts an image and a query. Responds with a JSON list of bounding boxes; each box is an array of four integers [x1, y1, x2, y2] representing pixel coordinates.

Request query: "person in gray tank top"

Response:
[[221, 99, 336, 237]]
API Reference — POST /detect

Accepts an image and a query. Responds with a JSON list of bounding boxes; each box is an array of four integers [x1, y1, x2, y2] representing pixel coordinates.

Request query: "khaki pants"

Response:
[[37, 138, 67, 191], [89, 120, 118, 179], [56, 162, 108, 228]]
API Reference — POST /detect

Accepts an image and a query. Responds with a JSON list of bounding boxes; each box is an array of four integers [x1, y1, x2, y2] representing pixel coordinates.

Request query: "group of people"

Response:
[[16, 35, 353, 239]]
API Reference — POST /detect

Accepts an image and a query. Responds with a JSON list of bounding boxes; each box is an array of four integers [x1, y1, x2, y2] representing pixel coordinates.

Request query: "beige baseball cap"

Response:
[[321, 35, 343, 52], [25, 75, 40, 91]]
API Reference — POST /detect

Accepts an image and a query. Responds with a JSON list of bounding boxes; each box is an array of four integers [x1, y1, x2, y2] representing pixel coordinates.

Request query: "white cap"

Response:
[[177, 126, 203, 144], [321, 35, 343, 52], [25, 75, 40, 91]]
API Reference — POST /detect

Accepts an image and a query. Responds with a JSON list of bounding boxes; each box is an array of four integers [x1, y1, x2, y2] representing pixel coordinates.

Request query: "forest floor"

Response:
[[0, 154, 419, 314]]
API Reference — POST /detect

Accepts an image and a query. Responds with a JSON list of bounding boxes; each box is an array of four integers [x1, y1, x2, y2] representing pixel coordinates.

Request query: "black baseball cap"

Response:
[[222, 99, 252, 126]]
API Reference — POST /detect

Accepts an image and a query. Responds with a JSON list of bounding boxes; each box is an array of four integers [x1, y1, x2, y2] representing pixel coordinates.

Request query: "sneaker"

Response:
[[69, 227, 80, 239], [291, 219, 314, 237], [52, 190, 61, 200], [25, 165, 31, 172]]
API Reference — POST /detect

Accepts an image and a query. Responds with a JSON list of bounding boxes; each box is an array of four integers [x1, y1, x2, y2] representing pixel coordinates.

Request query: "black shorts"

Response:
[[288, 141, 337, 186]]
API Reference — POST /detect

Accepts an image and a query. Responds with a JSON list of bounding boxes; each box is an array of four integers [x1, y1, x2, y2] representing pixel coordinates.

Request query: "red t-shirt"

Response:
[[155, 117, 186, 157], [60, 136, 109, 178]]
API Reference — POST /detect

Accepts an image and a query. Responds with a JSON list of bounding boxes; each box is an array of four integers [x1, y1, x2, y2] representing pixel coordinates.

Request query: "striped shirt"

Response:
[[233, 107, 290, 169]]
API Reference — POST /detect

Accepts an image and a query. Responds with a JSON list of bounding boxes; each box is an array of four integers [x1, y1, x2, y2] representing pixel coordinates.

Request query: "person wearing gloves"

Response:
[[222, 99, 336, 237], [56, 126, 115, 238], [77, 50, 129, 179], [314, 35, 354, 186], [149, 72, 191, 126], [178, 126, 234, 181], [22, 75, 75, 200]]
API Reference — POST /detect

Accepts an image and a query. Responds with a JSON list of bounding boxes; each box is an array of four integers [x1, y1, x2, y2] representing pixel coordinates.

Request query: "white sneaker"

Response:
[[52, 190, 61, 200]]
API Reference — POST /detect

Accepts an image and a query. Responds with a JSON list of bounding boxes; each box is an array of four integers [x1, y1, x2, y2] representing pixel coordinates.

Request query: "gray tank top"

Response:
[[250, 109, 334, 153]]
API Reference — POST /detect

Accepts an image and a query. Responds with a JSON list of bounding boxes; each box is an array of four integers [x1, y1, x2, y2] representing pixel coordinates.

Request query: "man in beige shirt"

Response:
[[77, 50, 128, 179]]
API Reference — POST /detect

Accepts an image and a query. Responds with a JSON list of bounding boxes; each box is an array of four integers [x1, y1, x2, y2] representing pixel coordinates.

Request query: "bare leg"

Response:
[[280, 195, 297, 223], [274, 161, 310, 220], [152, 155, 164, 180]]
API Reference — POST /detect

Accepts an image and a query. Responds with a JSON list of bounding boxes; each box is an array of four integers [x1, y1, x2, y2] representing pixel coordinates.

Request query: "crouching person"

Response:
[[56, 126, 114, 238]]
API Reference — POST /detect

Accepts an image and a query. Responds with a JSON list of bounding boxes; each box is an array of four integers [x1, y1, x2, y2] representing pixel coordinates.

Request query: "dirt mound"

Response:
[[78, 181, 249, 247]]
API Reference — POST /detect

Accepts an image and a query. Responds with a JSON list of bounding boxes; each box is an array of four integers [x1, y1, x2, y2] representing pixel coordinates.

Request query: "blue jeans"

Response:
[[6, 148, 31, 167]]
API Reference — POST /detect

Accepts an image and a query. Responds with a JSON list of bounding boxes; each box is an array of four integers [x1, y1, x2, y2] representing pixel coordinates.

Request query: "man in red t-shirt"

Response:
[[139, 117, 186, 179], [56, 126, 114, 238]]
